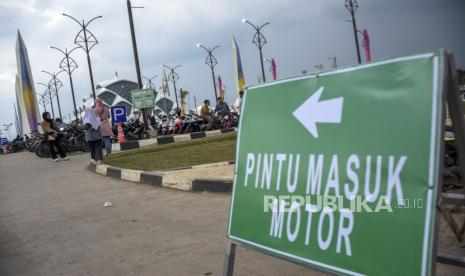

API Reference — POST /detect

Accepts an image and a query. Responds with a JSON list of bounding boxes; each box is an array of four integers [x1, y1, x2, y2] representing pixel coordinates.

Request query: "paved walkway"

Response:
[[0, 152, 320, 276]]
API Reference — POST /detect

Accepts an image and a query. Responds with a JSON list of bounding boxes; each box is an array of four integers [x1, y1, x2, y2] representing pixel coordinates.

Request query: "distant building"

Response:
[[80, 75, 176, 119], [81, 76, 138, 116]]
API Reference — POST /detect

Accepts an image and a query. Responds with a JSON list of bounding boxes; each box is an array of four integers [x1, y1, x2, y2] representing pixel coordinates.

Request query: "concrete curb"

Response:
[[87, 162, 232, 193], [112, 128, 236, 153]]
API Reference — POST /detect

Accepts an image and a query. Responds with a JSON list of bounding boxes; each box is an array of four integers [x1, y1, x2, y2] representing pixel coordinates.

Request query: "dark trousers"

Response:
[[88, 139, 103, 162], [48, 138, 66, 159]]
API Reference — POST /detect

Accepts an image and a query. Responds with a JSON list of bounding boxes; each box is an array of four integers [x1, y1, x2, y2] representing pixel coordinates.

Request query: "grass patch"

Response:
[[104, 132, 237, 171]]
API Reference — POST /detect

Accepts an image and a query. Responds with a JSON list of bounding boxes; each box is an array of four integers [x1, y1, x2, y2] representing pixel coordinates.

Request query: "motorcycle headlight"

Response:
[[60, 128, 65, 131]]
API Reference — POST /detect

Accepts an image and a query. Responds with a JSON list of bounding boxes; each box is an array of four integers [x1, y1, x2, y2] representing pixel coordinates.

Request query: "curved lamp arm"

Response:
[[85, 15, 103, 28], [62, 13, 83, 27]]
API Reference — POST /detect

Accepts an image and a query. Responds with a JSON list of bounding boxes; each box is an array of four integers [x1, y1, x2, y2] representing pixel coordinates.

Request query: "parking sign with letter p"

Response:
[[111, 106, 127, 123]]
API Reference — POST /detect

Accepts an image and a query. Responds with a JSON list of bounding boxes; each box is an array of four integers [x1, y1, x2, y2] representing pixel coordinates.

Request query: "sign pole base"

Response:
[[436, 52, 465, 269], [437, 253, 465, 268], [222, 241, 236, 276]]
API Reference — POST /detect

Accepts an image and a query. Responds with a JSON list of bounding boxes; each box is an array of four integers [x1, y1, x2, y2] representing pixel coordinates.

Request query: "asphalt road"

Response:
[[0, 152, 320, 276]]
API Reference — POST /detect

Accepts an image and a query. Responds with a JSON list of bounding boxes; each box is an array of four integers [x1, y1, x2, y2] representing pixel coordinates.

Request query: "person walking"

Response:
[[40, 111, 68, 162], [94, 98, 113, 156], [83, 106, 103, 164]]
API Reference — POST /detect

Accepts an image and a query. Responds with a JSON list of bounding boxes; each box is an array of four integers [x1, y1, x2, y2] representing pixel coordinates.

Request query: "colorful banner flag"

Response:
[[218, 75, 223, 99], [363, 29, 372, 63], [271, 58, 277, 80], [232, 36, 246, 94], [180, 89, 188, 114]]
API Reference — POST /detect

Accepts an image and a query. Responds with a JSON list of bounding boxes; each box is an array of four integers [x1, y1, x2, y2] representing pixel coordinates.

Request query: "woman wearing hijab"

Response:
[[94, 98, 113, 156], [83, 106, 103, 163], [41, 111, 68, 162]]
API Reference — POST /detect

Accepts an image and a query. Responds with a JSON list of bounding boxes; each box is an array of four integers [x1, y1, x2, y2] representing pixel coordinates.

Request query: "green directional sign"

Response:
[[131, 88, 156, 110], [228, 51, 444, 276]]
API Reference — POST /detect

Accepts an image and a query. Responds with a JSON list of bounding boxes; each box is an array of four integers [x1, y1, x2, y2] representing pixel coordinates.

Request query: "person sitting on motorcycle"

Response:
[[41, 111, 68, 162], [214, 97, 230, 121], [176, 109, 187, 134], [200, 100, 214, 130]]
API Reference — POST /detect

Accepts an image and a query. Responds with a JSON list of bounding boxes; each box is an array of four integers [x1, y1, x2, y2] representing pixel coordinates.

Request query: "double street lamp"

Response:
[[38, 81, 56, 118], [196, 43, 220, 104], [35, 92, 49, 113], [142, 75, 158, 89], [328, 56, 338, 69], [42, 70, 65, 119], [345, 0, 362, 64], [242, 19, 270, 83], [162, 64, 182, 109], [49, 46, 80, 121], [63, 13, 103, 100]]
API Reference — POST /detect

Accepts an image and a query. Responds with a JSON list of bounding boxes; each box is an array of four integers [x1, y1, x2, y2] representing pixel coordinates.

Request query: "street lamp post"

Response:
[[42, 70, 65, 119], [242, 19, 270, 83], [162, 64, 181, 109], [142, 75, 158, 89], [328, 56, 338, 69], [196, 43, 220, 104], [35, 92, 49, 113], [126, 0, 149, 129], [49, 46, 80, 121], [38, 82, 55, 118], [63, 13, 103, 100], [345, 0, 362, 64]]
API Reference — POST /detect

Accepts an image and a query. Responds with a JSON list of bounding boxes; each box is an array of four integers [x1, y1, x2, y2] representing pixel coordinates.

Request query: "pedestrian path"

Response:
[[0, 152, 322, 276]]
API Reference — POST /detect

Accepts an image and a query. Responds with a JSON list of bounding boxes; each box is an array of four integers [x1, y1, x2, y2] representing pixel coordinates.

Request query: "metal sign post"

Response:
[[436, 53, 465, 268], [224, 50, 465, 275]]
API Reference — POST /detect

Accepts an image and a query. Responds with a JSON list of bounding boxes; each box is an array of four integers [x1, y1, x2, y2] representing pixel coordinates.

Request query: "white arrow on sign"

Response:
[[292, 86, 344, 138]]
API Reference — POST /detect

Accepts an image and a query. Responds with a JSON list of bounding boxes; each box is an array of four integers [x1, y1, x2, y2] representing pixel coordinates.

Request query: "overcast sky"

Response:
[[1, 0, 464, 137]]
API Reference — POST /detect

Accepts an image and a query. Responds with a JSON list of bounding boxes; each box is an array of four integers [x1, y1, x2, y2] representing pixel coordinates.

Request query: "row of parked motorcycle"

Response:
[[4, 111, 238, 157], [15, 123, 89, 158], [153, 112, 238, 136]]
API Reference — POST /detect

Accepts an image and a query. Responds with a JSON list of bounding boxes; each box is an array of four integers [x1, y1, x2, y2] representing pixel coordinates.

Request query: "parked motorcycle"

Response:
[[221, 114, 235, 129], [9, 137, 27, 153], [157, 115, 176, 136], [35, 138, 51, 158], [181, 114, 204, 134], [35, 124, 88, 158], [112, 118, 150, 142], [59, 123, 88, 152]]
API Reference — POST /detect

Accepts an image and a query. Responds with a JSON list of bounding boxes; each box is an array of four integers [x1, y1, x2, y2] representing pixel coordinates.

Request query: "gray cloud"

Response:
[[1, 0, 464, 137]]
